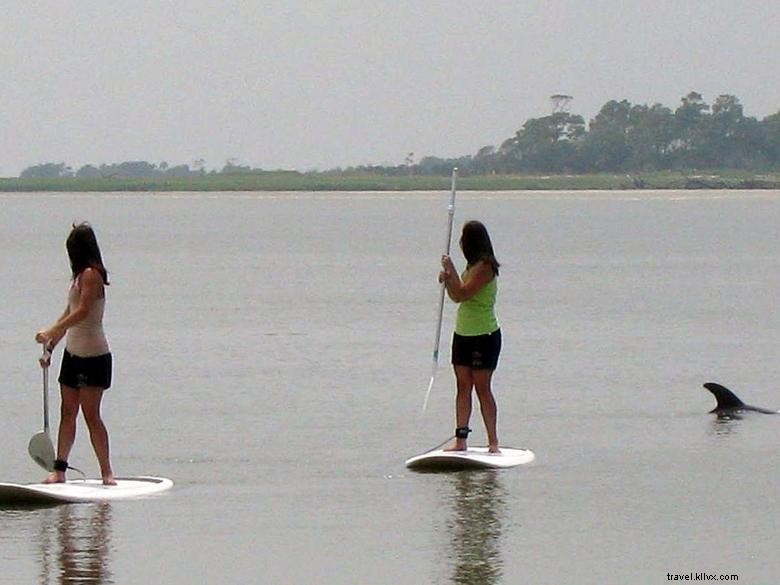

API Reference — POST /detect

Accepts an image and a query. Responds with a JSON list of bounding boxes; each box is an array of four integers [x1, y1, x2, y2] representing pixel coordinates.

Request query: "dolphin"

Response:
[[703, 382, 779, 415]]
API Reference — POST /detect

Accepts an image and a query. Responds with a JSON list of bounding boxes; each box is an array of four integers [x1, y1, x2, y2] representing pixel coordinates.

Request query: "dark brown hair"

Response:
[[66, 222, 109, 285], [460, 220, 500, 276]]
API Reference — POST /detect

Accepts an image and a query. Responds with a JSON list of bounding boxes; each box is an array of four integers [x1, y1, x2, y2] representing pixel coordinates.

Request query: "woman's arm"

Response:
[[35, 268, 103, 345], [35, 305, 69, 361], [440, 257, 493, 303]]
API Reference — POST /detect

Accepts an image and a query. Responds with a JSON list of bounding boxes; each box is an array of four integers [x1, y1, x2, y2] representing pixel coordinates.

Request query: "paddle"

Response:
[[422, 167, 458, 412], [28, 344, 55, 471]]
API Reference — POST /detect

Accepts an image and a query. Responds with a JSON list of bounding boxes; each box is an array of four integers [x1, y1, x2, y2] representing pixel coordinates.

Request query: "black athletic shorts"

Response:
[[451, 329, 502, 370], [58, 349, 112, 390]]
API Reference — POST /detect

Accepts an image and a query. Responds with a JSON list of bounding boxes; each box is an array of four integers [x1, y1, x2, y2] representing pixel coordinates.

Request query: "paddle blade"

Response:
[[28, 432, 55, 471]]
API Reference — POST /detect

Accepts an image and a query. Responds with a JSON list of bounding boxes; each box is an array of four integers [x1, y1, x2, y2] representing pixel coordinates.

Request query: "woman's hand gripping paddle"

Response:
[[28, 344, 55, 471], [422, 168, 458, 412]]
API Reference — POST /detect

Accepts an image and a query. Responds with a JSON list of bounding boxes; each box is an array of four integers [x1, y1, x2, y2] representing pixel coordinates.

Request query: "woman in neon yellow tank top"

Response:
[[439, 220, 501, 452]]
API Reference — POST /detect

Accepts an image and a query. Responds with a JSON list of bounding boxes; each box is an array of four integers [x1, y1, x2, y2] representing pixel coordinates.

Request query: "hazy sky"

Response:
[[2, 1, 778, 175]]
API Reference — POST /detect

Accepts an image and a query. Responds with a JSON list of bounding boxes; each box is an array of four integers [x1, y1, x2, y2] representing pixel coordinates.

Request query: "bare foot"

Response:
[[444, 440, 468, 452], [43, 471, 66, 484], [488, 444, 501, 454], [102, 474, 117, 486]]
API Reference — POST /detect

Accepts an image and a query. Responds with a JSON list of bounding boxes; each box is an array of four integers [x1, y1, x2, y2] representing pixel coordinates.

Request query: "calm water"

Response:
[[1, 190, 779, 584]]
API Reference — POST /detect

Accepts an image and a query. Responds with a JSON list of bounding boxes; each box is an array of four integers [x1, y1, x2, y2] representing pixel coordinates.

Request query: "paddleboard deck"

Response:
[[405, 446, 535, 471], [0, 476, 173, 506]]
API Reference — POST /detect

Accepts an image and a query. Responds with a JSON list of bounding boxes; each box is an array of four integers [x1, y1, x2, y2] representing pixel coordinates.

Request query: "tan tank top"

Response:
[[65, 274, 109, 357]]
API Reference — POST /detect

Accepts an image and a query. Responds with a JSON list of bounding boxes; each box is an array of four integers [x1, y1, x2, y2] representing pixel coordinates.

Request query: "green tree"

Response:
[[761, 111, 780, 166], [75, 164, 102, 178], [707, 94, 763, 168], [626, 103, 676, 170], [507, 112, 585, 172], [164, 164, 194, 177], [672, 91, 710, 167], [20, 162, 72, 178], [472, 145, 497, 174], [581, 100, 634, 171]]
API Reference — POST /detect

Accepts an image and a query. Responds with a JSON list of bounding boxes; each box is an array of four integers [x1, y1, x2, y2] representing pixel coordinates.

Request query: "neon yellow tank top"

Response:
[[455, 269, 499, 336]]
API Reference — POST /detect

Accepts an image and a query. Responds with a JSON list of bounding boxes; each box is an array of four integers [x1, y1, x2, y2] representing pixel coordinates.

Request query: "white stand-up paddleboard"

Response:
[[405, 446, 535, 471], [0, 476, 173, 506]]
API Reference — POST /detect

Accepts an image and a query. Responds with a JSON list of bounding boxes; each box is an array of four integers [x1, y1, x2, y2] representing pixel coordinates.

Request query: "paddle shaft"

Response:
[[28, 344, 56, 472], [42, 345, 51, 434], [422, 168, 458, 412], [432, 168, 458, 362]]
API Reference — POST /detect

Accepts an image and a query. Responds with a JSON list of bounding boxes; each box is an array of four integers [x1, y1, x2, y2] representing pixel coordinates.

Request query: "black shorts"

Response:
[[451, 329, 502, 370], [58, 350, 112, 390]]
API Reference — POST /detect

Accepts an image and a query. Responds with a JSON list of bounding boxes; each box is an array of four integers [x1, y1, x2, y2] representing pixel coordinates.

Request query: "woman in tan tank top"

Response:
[[36, 223, 116, 485]]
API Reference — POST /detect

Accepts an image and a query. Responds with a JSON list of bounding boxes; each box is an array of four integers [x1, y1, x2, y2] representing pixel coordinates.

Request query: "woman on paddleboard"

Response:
[[439, 220, 501, 452], [35, 222, 116, 485]]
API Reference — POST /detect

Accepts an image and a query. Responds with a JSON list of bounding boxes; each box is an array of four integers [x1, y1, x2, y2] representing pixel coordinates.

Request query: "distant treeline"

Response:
[[17, 92, 780, 179], [19, 159, 261, 179], [353, 92, 780, 176]]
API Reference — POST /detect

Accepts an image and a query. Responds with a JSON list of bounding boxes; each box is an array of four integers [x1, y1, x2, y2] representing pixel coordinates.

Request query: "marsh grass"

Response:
[[2, 170, 779, 193]]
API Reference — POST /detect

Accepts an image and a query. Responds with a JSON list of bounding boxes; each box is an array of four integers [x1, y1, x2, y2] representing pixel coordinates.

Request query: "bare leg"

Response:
[[473, 369, 499, 452], [80, 388, 116, 485], [44, 386, 80, 483], [445, 365, 474, 451]]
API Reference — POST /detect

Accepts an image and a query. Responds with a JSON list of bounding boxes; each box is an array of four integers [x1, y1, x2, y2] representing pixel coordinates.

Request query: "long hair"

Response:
[[66, 222, 109, 285], [460, 220, 500, 276]]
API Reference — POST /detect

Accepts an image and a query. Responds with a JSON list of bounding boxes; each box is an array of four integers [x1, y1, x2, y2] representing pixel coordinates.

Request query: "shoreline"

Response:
[[1, 171, 779, 193]]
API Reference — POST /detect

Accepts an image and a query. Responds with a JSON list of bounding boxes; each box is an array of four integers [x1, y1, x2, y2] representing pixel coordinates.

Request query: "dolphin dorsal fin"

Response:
[[703, 382, 745, 410]]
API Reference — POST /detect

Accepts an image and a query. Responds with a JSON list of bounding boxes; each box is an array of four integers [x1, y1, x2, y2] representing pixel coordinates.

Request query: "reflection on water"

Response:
[[38, 504, 114, 585], [710, 413, 742, 438], [444, 472, 507, 585]]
